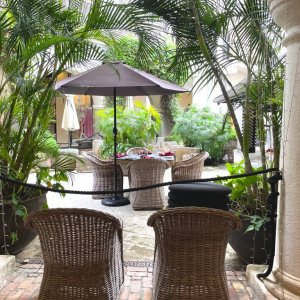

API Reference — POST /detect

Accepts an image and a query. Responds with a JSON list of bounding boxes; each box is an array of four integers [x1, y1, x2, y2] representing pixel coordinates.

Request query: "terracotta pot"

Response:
[[0, 192, 47, 255], [228, 215, 273, 264]]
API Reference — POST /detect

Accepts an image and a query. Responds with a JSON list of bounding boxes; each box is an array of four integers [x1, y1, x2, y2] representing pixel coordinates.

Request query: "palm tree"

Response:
[[132, 0, 249, 165], [226, 0, 283, 172], [0, 0, 162, 184], [0, 0, 163, 253], [133, 0, 283, 173]]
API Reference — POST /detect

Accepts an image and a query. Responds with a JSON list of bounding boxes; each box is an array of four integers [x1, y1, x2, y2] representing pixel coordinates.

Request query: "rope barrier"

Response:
[[0, 167, 279, 195], [0, 167, 282, 278]]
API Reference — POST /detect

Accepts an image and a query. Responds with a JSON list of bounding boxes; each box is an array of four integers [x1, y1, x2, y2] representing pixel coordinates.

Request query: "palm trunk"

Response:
[[190, 1, 254, 173], [257, 89, 268, 193], [271, 105, 280, 169], [244, 67, 252, 173]]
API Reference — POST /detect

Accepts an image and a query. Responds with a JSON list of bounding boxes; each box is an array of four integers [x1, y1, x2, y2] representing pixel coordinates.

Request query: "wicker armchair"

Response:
[[128, 159, 169, 210], [25, 208, 124, 300], [148, 207, 242, 300], [126, 147, 151, 155], [82, 152, 123, 199], [171, 152, 209, 182]]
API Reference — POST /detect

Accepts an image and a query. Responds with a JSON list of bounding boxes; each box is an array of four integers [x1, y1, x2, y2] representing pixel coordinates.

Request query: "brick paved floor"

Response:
[[0, 262, 258, 299]]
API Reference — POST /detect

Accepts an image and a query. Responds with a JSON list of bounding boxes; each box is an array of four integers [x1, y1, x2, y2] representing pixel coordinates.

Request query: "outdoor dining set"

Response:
[[82, 149, 209, 210]]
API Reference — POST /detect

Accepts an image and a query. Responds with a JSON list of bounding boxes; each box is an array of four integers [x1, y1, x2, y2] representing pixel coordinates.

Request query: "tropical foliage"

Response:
[[218, 161, 269, 231], [133, 0, 283, 169], [105, 35, 179, 84], [96, 102, 161, 157], [133, 0, 283, 199], [0, 0, 161, 247], [172, 106, 236, 161], [104, 35, 181, 125]]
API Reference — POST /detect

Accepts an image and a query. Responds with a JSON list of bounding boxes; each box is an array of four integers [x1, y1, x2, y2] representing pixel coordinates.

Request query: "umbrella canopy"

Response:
[[55, 61, 189, 206], [55, 61, 188, 96]]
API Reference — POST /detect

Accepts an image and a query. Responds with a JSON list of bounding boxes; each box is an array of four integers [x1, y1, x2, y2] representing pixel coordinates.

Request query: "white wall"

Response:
[[192, 62, 247, 114]]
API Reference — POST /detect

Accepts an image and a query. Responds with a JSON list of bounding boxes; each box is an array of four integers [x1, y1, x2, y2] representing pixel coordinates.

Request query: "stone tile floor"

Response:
[[0, 262, 259, 299]]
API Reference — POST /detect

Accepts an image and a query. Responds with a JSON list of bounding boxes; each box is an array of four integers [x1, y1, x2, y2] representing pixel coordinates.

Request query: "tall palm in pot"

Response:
[[132, 0, 283, 263], [0, 0, 162, 254]]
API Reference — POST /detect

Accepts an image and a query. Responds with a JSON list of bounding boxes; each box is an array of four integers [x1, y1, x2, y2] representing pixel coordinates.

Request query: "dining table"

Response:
[[117, 154, 174, 176]]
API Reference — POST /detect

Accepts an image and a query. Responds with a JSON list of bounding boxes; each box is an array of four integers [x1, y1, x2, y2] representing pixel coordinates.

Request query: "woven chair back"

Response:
[[172, 152, 209, 181], [25, 208, 123, 300], [128, 159, 169, 210], [83, 152, 123, 199], [148, 207, 242, 300]]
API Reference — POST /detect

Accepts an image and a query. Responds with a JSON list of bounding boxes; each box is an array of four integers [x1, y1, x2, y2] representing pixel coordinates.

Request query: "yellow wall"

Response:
[[55, 96, 69, 146], [178, 92, 192, 108]]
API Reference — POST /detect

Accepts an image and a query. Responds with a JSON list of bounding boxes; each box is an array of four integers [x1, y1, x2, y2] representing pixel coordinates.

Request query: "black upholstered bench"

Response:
[[168, 182, 231, 211]]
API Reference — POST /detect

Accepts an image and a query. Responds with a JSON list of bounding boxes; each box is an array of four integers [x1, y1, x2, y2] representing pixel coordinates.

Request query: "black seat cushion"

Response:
[[168, 183, 231, 210]]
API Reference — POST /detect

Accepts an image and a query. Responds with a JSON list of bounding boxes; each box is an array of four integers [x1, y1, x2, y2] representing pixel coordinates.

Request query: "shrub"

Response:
[[172, 106, 236, 161], [96, 101, 161, 157]]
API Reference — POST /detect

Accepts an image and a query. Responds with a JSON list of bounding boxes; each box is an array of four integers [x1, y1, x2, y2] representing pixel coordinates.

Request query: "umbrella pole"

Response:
[[113, 86, 118, 198], [69, 131, 72, 148], [102, 87, 130, 207]]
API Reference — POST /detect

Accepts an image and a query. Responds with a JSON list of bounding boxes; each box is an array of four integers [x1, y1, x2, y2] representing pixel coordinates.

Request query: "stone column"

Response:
[[265, 1, 300, 299]]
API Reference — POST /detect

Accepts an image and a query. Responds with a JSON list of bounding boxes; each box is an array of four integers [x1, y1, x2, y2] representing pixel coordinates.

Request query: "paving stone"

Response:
[[127, 272, 147, 277], [227, 275, 238, 280], [131, 276, 141, 281], [0, 263, 259, 299], [142, 277, 152, 288], [17, 278, 34, 289], [129, 280, 141, 293], [238, 293, 251, 300], [119, 287, 130, 300], [128, 293, 140, 300], [228, 282, 239, 300], [143, 288, 152, 300], [227, 271, 236, 276], [127, 267, 147, 272], [232, 281, 247, 293], [18, 264, 40, 270]]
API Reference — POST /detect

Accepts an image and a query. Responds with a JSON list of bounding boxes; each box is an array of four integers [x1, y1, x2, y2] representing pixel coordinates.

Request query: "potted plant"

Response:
[[218, 161, 272, 264], [0, 111, 79, 254], [0, 0, 162, 254], [171, 106, 236, 163]]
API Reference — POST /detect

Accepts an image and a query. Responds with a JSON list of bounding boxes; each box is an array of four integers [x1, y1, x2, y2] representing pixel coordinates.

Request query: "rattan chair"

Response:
[[128, 159, 169, 210], [171, 152, 209, 182], [25, 208, 124, 300], [83, 152, 123, 199], [148, 207, 242, 300], [126, 147, 151, 155]]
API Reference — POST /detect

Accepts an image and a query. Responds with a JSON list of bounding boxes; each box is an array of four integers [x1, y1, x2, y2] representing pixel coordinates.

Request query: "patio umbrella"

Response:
[[55, 61, 188, 206], [61, 95, 80, 147]]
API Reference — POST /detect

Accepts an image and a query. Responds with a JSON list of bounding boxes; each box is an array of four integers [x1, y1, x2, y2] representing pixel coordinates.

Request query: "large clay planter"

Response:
[[228, 215, 273, 264], [0, 191, 47, 254]]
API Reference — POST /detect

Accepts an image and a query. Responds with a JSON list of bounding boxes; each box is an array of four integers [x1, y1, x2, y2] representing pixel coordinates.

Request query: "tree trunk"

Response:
[[190, 1, 254, 174]]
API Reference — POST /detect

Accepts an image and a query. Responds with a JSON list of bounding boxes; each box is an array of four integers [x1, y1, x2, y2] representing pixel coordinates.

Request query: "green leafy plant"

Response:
[[218, 160, 269, 231], [172, 106, 236, 161], [105, 96, 127, 109], [105, 35, 182, 125], [96, 101, 161, 157], [0, 0, 162, 253], [164, 134, 182, 144], [245, 215, 269, 233]]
